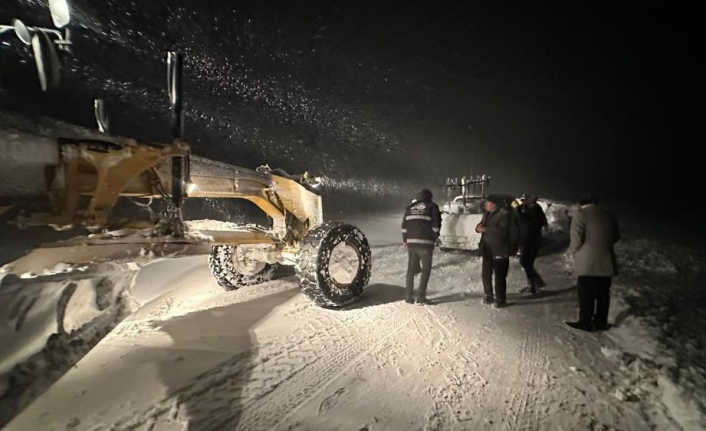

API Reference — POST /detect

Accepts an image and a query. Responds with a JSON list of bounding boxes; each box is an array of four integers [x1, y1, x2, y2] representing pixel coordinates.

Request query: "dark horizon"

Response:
[[0, 1, 699, 216]]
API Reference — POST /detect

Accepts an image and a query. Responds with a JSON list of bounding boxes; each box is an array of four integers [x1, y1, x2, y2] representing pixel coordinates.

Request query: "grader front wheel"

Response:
[[208, 245, 277, 291], [296, 221, 372, 307]]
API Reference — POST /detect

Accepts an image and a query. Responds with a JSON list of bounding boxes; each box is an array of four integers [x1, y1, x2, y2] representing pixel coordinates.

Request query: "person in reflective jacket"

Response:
[[402, 189, 442, 305]]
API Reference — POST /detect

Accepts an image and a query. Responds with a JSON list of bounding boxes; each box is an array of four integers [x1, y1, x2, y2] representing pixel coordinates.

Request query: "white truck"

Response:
[[438, 175, 527, 252], [439, 194, 486, 252]]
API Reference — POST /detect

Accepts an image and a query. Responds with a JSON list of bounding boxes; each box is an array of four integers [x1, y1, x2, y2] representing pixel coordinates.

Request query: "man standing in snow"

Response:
[[565, 193, 621, 332], [517, 195, 549, 294], [402, 189, 442, 305], [475, 196, 519, 308]]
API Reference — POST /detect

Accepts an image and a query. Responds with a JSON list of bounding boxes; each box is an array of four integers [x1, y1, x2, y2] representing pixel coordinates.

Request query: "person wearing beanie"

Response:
[[475, 195, 520, 308], [565, 193, 621, 331], [402, 189, 442, 305]]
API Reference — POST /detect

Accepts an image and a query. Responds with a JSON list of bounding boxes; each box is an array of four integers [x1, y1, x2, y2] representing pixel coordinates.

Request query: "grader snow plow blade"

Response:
[[3, 227, 277, 277], [5, 242, 210, 276]]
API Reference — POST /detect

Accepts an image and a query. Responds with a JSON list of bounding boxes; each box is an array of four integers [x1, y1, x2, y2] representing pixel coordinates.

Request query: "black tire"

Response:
[[296, 221, 372, 307], [208, 245, 276, 291]]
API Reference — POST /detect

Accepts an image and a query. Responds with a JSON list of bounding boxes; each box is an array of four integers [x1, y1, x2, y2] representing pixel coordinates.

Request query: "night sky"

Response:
[[0, 1, 699, 217]]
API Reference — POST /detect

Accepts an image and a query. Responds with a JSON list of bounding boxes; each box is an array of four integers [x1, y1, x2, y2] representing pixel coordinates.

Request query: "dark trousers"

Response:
[[482, 244, 509, 302], [406, 246, 433, 300], [519, 235, 541, 285], [577, 276, 612, 326]]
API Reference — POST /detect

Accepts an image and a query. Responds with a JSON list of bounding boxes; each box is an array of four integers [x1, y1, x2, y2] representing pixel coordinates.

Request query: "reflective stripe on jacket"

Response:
[[402, 200, 441, 247]]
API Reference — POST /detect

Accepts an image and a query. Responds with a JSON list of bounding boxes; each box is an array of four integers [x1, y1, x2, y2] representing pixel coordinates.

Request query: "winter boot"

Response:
[[519, 279, 535, 294], [529, 279, 537, 295], [564, 321, 592, 332], [592, 321, 611, 331]]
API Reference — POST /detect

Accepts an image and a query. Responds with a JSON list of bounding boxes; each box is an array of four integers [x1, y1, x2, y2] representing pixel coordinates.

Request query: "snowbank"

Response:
[[544, 200, 706, 429], [606, 237, 706, 430], [0, 263, 139, 427], [516, 200, 706, 429], [541, 199, 573, 254]]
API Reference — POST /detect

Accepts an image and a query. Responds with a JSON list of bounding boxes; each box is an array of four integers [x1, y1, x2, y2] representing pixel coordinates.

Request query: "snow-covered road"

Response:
[[3, 215, 695, 431]]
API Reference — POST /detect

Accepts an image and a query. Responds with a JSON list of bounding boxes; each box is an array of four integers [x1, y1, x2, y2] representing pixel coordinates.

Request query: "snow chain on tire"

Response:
[[296, 221, 372, 307], [208, 245, 276, 291]]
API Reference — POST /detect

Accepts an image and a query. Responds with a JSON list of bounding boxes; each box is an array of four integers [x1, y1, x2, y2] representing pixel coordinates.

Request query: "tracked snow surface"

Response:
[[1, 203, 705, 431]]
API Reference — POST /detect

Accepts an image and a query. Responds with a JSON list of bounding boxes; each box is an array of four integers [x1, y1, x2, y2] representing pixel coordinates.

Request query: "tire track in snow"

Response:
[[506, 323, 550, 431], [105, 296, 416, 431], [420, 307, 489, 430], [265, 306, 414, 430]]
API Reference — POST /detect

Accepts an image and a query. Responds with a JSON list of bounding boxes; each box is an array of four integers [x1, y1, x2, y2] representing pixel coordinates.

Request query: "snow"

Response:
[[87, 229, 140, 239], [63, 278, 113, 333], [185, 219, 249, 232], [328, 243, 360, 285], [0, 263, 139, 426], [1, 204, 705, 430], [0, 278, 65, 377], [660, 375, 705, 431], [604, 237, 706, 431], [19, 262, 89, 279]]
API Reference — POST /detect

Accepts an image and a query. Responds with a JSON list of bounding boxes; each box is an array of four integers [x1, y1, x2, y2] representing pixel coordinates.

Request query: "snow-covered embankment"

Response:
[[0, 263, 139, 426]]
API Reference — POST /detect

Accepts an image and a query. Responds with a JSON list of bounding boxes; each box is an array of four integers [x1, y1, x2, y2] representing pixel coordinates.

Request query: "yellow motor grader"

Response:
[[0, 126, 372, 307], [0, 7, 371, 307]]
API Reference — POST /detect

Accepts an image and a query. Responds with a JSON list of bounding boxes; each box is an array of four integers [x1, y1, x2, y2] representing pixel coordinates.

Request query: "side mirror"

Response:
[[31, 31, 61, 91], [12, 19, 32, 45], [48, 0, 71, 28]]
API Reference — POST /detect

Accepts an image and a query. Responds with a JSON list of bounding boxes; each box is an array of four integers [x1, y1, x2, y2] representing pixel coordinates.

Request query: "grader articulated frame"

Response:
[[20, 136, 323, 247], [1, 126, 371, 308]]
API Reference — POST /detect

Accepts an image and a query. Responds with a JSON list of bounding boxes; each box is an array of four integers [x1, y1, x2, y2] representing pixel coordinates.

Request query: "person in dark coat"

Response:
[[565, 193, 621, 331], [475, 196, 519, 308], [402, 189, 442, 305], [517, 195, 548, 294]]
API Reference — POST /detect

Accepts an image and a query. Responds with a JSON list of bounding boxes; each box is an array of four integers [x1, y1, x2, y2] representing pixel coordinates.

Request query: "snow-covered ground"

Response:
[[0, 262, 138, 427], [1, 208, 705, 430]]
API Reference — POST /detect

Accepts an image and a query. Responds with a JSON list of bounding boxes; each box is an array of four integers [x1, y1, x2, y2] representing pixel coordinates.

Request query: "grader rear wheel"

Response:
[[295, 221, 371, 307]]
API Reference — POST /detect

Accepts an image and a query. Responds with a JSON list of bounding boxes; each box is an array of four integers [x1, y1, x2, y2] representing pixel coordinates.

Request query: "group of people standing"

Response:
[[401, 189, 620, 332], [476, 193, 548, 308]]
